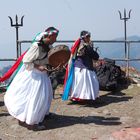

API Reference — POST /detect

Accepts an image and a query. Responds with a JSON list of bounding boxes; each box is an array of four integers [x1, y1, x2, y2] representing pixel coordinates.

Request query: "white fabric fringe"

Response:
[[71, 67, 99, 100], [4, 65, 53, 125]]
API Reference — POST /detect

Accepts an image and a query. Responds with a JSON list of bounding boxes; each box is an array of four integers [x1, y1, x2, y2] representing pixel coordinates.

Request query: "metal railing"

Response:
[[1, 39, 140, 79], [17, 39, 140, 76]]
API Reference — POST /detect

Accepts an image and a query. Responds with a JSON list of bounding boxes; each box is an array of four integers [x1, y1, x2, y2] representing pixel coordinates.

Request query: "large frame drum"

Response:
[[48, 45, 71, 68]]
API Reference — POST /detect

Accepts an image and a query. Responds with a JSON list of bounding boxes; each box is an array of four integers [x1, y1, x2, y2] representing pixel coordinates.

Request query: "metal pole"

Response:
[[118, 9, 131, 58], [8, 15, 24, 58], [118, 9, 132, 75], [15, 16, 19, 58], [127, 42, 130, 77], [124, 10, 127, 58]]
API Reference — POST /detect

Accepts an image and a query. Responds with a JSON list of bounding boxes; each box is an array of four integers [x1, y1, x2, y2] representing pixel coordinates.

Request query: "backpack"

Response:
[[95, 58, 122, 91]]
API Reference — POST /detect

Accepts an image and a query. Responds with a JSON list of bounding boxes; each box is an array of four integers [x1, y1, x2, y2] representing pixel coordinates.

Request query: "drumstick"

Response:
[[44, 63, 61, 72]]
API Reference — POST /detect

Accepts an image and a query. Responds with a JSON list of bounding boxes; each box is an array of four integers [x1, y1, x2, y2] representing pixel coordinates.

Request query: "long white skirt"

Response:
[[4, 65, 53, 125], [71, 67, 99, 100]]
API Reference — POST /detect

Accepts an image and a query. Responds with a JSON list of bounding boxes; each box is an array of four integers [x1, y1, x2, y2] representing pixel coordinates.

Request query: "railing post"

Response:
[[126, 42, 130, 77]]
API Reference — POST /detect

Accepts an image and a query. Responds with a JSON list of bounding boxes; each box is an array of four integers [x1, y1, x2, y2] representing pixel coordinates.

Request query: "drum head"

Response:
[[48, 45, 70, 68]]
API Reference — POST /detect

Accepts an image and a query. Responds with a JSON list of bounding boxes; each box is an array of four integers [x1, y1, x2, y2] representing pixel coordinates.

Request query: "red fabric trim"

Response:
[[63, 38, 81, 88], [71, 97, 81, 101], [0, 51, 26, 82], [71, 38, 81, 54], [63, 66, 68, 87]]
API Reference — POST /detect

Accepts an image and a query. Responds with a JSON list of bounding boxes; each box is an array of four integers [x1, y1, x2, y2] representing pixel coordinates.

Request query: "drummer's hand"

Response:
[[34, 64, 46, 71], [63, 63, 67, 69], [38, 66, 46, 71], [55, 64, 61, 71]]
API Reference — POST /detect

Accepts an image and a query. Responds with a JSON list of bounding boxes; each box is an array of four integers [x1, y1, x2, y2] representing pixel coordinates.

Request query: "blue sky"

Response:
[[0, 0, 140, 67]]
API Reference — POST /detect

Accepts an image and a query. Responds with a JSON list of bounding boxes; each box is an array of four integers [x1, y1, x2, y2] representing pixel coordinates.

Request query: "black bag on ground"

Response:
[[95, 58, 122, 91]]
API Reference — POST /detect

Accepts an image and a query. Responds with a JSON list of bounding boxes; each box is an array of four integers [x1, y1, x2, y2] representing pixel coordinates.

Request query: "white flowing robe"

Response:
[[4, 42, 53, 125], [71, 67, 99, 100], [70, 41, 99, 100]]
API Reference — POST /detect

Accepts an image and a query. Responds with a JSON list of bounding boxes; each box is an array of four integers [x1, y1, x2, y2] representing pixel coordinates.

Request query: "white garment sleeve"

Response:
[[22, 43, 39, 70]]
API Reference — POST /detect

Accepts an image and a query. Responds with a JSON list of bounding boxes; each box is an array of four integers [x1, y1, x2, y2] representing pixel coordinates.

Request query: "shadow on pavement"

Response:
[[68, 90, 133, 108], [0, 112, 9, 117], [0, 101, 4, 107], [43, 114, 121, 130]]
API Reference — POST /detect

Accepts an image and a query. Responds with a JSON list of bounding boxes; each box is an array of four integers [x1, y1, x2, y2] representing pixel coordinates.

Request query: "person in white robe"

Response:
[[4, 27, 59, 130], [70, 31, 99, 102]]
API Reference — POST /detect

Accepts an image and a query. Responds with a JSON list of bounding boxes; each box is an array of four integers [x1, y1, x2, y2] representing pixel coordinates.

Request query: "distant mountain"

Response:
[[94, 35, 140, 72], [113, 35, 140, 41]]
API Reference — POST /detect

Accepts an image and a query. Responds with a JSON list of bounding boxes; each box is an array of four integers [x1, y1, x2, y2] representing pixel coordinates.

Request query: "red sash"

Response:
[[0, 51, 26, 82]]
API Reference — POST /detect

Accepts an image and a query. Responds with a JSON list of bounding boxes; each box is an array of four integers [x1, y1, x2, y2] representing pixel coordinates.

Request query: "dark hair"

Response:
[[45, 27, 58, 32], [80, 30, 91, 38]]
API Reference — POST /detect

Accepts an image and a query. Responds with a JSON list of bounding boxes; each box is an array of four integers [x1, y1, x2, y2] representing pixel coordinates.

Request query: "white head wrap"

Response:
[[32, 29, 59, 43], [34, 32, 47, 42]]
